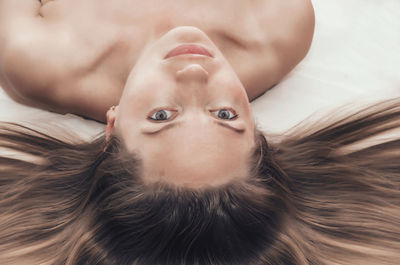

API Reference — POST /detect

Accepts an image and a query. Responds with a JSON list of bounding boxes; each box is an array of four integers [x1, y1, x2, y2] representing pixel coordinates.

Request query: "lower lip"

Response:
[[165, 44, 213, 59]]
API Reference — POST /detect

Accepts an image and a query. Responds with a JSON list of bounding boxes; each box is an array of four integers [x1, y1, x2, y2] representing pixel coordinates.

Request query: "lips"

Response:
[[165, 44, 213, 59]]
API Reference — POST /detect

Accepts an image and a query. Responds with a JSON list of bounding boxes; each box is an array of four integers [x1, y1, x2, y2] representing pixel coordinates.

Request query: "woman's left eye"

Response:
[[211, 109, 238, 120], [148, 110, 176, 121]]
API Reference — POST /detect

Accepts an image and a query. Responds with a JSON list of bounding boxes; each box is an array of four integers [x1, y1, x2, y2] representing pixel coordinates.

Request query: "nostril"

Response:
[[39, 0, 52, 4], [176, 64, 209, 83]]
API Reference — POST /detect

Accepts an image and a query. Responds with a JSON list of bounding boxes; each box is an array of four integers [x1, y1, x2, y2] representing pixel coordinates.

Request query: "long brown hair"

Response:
[[1, 99, 399, 265]]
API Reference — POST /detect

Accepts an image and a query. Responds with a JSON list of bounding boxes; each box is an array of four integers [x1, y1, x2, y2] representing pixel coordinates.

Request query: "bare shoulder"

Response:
[[0, 0, 55, 100], [242, 0, 315, 100], [0, 2, 122, 121]]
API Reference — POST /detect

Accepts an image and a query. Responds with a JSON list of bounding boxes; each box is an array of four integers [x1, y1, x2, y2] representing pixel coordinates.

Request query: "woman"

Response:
[[1, 100, 400, 265], [1, 1, 400, 265], [0, 0, 315, 121], [0, 0, 315, 187]]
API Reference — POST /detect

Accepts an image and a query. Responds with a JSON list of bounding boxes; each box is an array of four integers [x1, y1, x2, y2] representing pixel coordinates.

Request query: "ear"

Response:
[[105, 106, 118, 142]]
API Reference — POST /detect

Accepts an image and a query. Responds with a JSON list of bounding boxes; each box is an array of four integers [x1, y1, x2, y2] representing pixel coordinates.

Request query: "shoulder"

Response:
[[0, 16, 108, 119], [242, 0, 315, 99], [0, 2, 58, 108], [255, 0, 315, 53], [1, 2, 125, 121], [0, 9, 59, 102]]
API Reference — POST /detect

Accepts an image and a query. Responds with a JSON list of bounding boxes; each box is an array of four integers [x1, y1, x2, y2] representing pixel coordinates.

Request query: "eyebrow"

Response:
[[141, 121, 245, 135]]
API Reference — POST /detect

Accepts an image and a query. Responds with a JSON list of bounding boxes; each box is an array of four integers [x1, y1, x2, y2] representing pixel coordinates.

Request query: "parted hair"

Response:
[[0, 99, 400, 265]]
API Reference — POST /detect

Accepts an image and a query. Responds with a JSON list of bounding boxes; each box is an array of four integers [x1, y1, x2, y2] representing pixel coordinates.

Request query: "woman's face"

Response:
[[112, 26, 256, 188]]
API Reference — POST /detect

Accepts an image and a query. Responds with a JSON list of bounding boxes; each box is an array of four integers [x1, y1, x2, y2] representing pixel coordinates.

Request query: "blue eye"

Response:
[[148, 110, 175, 121], [212, 109, 238, 120]]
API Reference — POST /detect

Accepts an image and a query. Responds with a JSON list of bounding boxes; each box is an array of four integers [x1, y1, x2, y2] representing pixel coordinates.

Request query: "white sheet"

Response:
[[1, 0, 399, 137]]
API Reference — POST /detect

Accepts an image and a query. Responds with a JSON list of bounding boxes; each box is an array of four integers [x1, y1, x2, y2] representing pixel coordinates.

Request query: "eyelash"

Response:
[[147, 108, 178, 122], [210, 108, 238, 120], [147, 107, 238, 122]]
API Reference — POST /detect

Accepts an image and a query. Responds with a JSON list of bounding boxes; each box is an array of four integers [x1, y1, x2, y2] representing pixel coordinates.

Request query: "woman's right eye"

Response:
[[148, 110, 176, 121], [210, 109, 238, 120]]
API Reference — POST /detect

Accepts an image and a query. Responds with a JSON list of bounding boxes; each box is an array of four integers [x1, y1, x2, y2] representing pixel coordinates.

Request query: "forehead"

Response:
[[136, 121, 255, 187]]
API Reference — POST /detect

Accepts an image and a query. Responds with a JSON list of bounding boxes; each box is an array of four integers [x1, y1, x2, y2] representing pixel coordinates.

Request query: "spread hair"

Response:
[[1, 99, 400, 265]]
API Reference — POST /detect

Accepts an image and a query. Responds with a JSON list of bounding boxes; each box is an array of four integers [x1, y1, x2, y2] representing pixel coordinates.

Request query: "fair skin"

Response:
[[0, 0, 315, 121], [0, 0, 315, 187], [107, 26, 256, 187]]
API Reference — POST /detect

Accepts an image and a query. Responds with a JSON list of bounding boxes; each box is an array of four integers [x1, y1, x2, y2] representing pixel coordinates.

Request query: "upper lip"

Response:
[[164, 44, 213, 59]]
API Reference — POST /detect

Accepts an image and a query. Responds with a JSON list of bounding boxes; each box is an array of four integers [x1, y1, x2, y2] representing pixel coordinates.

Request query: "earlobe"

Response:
[[105, 106, 118, 142]]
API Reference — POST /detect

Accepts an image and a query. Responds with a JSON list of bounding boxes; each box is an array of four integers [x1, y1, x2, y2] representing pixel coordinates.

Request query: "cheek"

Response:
[[213, 69, 247, 95], [233, 85, 249, 101], [123, 77, 159, 104], [132, 89, 157, 109], [215, 81, 249, 106]]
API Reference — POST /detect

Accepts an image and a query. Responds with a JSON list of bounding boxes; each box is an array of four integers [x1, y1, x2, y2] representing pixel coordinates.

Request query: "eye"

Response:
[[211, 109, 238, 120], [148, 109, 176, 121]]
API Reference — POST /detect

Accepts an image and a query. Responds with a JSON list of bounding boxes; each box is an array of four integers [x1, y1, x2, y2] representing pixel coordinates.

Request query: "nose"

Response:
[[175, 64, 209, 83]]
